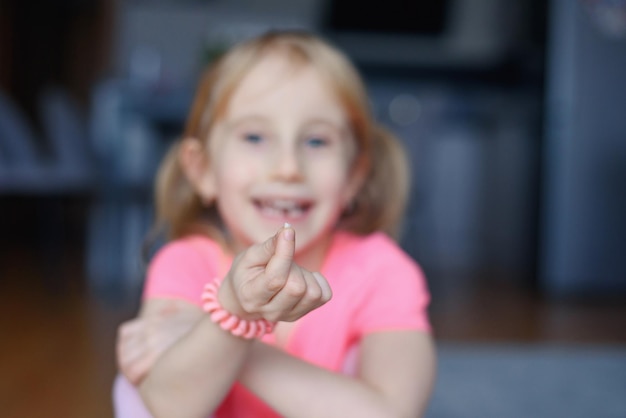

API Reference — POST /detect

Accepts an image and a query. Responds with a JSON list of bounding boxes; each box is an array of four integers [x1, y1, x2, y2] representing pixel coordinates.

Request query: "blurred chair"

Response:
[[0, 87, 94, 192], [38, 86, 94, 190], [0, 89, 44, 190]]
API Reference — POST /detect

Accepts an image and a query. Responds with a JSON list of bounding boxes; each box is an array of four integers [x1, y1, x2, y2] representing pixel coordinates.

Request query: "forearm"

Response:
[[139, 316, 252, 418], [240, 342, 426, 418]]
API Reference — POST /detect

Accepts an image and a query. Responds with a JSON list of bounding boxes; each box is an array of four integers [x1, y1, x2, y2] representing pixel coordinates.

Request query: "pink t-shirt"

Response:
[[143, 231, 431, 418]]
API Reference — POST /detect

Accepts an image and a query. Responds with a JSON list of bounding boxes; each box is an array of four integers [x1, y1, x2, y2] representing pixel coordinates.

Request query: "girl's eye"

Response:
[[244, 133, 263, 144], [306, 137, 328, 148]]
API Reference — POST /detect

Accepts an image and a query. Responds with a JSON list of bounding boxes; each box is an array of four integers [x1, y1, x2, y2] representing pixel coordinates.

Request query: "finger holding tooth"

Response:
[[218, 223, 332, 324]]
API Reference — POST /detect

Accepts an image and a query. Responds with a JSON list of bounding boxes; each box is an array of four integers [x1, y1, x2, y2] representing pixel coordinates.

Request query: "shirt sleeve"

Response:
[[142, 238, 220, 308], [352, 240, 431, 335]]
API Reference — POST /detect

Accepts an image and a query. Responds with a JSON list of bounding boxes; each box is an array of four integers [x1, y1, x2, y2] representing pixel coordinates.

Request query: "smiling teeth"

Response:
[[272, 200, 297, 209], [263, 199, 303, 210], [259, 199, 306, 218]]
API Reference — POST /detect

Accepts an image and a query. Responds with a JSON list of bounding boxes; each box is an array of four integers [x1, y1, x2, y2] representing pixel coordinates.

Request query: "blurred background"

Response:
[[1, 0, 625, 417]]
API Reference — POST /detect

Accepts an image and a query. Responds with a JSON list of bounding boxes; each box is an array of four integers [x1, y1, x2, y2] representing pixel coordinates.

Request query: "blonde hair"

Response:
[[153, 30, 410, 245]]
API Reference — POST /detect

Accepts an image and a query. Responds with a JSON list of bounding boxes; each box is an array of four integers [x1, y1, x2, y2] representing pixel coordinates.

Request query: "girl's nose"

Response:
[[271, 146, 304, 182]]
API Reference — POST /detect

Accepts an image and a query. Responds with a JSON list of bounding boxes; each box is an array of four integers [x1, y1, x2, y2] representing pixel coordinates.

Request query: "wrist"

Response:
[[216, 275, 253, 319], [202, 279, 275, 339]]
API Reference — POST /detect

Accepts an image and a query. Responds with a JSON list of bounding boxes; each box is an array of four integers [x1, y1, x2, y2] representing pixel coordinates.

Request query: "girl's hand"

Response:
[[219, 225, 332, 323], [116, 301, 203, 385]]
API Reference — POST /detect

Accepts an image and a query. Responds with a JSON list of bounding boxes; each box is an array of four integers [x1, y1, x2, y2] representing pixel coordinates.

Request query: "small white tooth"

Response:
[[273, 199, 297, 210]]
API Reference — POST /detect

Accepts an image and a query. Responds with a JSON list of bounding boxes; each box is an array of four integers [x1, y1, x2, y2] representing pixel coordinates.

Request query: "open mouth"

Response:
[[253, 198, 313, 220]]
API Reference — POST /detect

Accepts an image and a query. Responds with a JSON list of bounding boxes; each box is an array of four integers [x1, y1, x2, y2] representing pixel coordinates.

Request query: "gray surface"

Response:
[[426, 344, 626, 418]]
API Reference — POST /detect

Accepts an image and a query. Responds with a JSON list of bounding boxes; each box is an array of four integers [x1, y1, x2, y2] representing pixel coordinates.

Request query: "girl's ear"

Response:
[[178, 137, 217, 204]]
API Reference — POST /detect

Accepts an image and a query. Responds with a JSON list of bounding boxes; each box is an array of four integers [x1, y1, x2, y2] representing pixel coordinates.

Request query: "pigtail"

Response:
[[347, 124, 410, 239], [153, 141, 204, 240]]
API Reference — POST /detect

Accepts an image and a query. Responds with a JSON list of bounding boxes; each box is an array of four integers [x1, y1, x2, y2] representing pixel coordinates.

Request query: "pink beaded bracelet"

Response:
[[201, 279, 275, 339]]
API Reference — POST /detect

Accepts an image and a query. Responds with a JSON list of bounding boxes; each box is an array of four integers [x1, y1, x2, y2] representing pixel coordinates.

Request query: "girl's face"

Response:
[[205, 54, 360, 263]]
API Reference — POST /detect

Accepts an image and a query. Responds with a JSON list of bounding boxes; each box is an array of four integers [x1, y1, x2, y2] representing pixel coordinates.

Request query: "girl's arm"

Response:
[[120, 301, 435, 418], [117, 298, 205, 385], [118, 297, 251, 417], [241, 330, 436, 418], [138, 306, 253, 417]]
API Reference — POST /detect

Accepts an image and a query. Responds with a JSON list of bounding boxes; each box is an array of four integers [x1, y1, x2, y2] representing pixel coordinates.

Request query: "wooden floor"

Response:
[[1, 198, 625, 417], [0, 248, 131, 418]]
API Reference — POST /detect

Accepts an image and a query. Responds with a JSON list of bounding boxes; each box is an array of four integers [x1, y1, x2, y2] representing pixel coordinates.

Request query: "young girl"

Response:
[[115, 30, 435, 418]]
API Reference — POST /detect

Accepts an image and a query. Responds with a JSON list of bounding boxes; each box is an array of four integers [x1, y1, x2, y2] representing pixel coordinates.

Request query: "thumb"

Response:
[[264, 223, 295, 281]]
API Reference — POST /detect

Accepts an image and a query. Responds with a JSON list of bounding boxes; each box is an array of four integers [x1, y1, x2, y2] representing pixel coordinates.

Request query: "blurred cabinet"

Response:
[[366, 77, 541, 285], [540, 0, 626, 296]]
